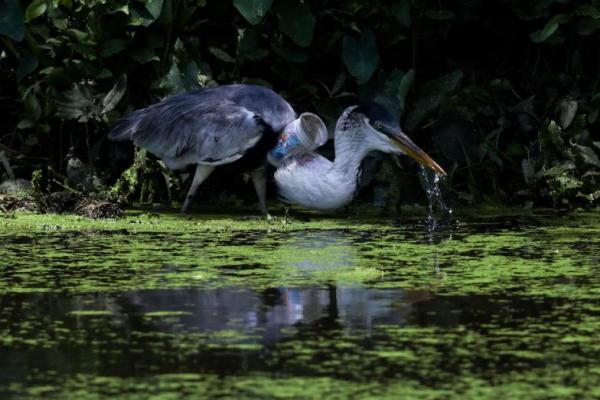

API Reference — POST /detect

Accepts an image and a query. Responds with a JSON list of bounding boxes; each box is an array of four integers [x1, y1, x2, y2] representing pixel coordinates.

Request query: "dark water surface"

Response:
[[0, 211, 599, 399]]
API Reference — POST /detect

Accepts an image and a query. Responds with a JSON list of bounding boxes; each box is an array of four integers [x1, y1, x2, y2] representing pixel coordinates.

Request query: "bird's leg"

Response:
[[250, 166, 269, 215], [181, 164, 215, 214]]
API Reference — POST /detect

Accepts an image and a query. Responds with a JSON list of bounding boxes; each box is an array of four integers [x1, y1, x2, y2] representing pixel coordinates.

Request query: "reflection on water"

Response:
[[282, 230, 356, 270], [0, 286, 421, 343], [1, 212, 599, 398]]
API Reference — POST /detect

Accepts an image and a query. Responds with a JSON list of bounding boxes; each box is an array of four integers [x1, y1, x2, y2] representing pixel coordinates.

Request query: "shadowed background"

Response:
[[1, 0, 599, 210]]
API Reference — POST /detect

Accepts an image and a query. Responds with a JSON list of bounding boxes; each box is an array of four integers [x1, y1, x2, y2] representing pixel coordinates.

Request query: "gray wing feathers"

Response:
[[108, 108, 149, 141], [113, 97, 266, 169], [108, 85, 296, 169]]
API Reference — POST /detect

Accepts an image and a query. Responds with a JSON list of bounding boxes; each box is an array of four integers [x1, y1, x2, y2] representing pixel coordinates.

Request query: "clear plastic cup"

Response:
[[268, 113, 328, 167]]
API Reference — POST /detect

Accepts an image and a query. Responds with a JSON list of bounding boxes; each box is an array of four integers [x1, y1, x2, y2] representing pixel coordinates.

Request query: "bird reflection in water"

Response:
[[115, 230, 431, 341]]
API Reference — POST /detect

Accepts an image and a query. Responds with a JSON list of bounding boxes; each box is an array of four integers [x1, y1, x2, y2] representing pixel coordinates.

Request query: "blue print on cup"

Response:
[[269, 131, 304, 165], [268, 113, 328, 167]]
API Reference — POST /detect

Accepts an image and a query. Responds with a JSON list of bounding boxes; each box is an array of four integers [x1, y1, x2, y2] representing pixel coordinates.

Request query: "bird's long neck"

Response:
[[332, 112, 369, 178]]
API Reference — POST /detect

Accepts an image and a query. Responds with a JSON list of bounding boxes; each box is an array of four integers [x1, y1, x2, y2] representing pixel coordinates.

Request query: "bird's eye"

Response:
[[374, 121, 384, 130]]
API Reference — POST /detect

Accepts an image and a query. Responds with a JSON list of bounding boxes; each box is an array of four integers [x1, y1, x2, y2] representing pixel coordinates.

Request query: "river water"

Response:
[[0, 210, 598, 399]]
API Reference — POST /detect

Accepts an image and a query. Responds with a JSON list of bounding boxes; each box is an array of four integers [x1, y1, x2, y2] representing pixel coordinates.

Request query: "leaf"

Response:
[[545, 120, 564, 150], [342, 30, 379, 84], [16, 50, 38, 81], [151, 60, 200, 95], [392, 0, 411, 28], [24, 92, 42, 122], [559, 98, 578, 129], [55, 85, 97, 122], [530, 14, 569, 43], [576, 18, 600, 35], [234, 0, 273, 25], [159, 0, 174, 25], [575, 4, 600, 19], [130, 0, 163, 26], [208, 47, 236, 63], [405, 70, 463, 130], [17, 119, 35, 130], [238, 28, 269, 61], [397, 69, 415, 103], [0, 0, 24, 41], [577, 190, 600, 203], [145, 0, 164, 20], [419, 70, 463, 98], [272, 37, 308, 63], [377, 69, 414, 116], [522, 159, 536, 185], [100, 39, 127, 57], [102, 75, 127, 114], [277, 0, 316, 47], [129, 49, 160, 64], [573, 144, 600, 168], [25, 0, 47, 22]]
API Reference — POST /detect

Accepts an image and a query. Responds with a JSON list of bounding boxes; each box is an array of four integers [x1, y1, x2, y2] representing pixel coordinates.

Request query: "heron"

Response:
[[109, 84, 445, 213], [109, 84, 296, 213], [275, 103, 446, 210]]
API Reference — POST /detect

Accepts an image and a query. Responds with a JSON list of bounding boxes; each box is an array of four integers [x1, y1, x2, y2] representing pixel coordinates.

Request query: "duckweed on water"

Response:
[[1, 209, 599, 399]]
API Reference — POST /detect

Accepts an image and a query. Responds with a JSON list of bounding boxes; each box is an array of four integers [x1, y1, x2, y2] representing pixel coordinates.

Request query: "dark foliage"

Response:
[[1, 0, 599, 209]]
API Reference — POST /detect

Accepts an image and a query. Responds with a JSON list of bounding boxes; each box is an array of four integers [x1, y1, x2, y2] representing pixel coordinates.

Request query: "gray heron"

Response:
[[110, 84, 445, 213], [275, 103, 446, 210], [109, 84, 296, 213]]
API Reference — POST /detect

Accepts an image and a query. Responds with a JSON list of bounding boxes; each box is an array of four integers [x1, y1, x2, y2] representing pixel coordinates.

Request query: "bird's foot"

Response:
[[179, 205, 192, 220], [180, 197, 193, 215]]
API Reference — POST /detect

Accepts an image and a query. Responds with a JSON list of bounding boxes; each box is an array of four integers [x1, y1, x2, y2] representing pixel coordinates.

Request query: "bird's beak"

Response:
[[386, 129, 447, 176]]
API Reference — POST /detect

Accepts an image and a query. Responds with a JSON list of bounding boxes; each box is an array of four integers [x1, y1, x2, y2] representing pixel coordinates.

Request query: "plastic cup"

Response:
[[268, 113, 328, 167]]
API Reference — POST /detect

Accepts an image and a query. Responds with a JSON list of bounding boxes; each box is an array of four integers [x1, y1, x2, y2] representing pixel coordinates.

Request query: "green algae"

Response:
[[1, 209, 599, 399], [0, 209, 598, 298], [68, 310, 114, 317]]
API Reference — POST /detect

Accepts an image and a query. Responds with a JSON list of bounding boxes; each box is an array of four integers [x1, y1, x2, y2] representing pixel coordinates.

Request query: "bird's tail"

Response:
[[108, 108, 148, 141]]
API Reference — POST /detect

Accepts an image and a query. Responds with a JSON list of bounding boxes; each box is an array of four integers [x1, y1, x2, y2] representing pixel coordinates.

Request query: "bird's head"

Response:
[[339, 103, 446, 176]]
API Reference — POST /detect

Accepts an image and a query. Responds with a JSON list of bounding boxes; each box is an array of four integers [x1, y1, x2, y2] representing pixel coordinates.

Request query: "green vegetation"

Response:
[[0, 1, 599, 209], [1, 209, 598, 296], [1, 2, 599, 398], [1, 211, 599, 399]]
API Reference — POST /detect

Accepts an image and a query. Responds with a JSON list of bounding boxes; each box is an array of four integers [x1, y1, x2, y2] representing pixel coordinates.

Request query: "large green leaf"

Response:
[[25, 0, 46, 22], [530, 14, 569, 43], [0, 0, 24, 41], [130, 0, 163, 26], [277, 0, 316, 47], [234, 0, 273, 25], [342, 30, 379, 84], [145, 0, 163, 19]]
